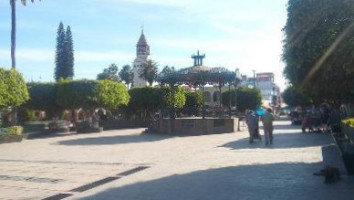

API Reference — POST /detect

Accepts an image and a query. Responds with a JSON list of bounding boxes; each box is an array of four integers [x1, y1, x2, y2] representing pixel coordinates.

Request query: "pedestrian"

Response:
[[245, 110, 258, 143], [261, 108, 275, 145]]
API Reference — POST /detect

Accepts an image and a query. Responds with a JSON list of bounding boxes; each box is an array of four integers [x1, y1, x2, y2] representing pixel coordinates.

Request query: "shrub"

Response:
[[343, 118, 354, 128], [7, 126, 23, 135]]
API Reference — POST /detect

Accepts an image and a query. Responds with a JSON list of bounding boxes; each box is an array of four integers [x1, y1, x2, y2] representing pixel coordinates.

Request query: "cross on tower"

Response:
[[191, 50, 205, 66]]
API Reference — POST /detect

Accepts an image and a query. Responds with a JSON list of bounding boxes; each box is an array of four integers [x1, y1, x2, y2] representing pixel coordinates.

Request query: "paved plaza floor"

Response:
[[0, 119, 353, 200]]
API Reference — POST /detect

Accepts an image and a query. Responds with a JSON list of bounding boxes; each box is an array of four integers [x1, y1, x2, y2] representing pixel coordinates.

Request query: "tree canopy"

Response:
[[25, 82, 60, 112], [57, 80, 129, 110], [125, 86, 186, 119], [282, 85, 312, 107], [182, 91, 203, 116], [0, 68, 29, 109], [119, 65, 134, 86], [55, 22, 74, 81], [222, 86, 262, 112], [97, 63, 120, 81], [283, 0, 354, 106], [139, 60, 158, 86]]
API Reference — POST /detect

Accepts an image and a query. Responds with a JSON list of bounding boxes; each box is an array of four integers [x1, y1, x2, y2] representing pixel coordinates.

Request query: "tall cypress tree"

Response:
[[64, 25, 74, 79], [55, 23, 74, 81], [55, 22, 65, 81]]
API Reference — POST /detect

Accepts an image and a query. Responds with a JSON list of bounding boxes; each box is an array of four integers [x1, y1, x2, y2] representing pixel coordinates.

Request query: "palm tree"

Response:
[[10, 0, 40, 69], [139, 60, 158, 86]]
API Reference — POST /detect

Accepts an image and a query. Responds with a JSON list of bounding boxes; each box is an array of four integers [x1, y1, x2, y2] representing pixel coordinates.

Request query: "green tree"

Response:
[[55, 22, 66, 81], [96, 80, 129, 110], [139, 60, 158, 86], [165, 86, 185, 110], [64, 26, 74, 79], [0, 68, 29, 125], [10, 0, 41, 69], [119, 65, 134, 87], [126, 87, 161, 119], [282, 85, 313, 107], [283, 0, 354, 106], [0, 68, 29, 109], [97, 64, 120, 81], [57, 80, 128, 111], [222, 86, 262, 112], [182, 91, 203, 116], [159, 65, 175, 77], [55, 23, 74, 81], [124, 86, 185, 120]]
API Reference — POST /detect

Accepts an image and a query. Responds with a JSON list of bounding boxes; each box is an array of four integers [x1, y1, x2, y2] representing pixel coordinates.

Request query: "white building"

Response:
[[132, 30, 150, 87]]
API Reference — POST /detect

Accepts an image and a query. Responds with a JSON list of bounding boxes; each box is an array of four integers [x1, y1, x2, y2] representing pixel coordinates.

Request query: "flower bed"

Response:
[[0, 126, 23, 144]]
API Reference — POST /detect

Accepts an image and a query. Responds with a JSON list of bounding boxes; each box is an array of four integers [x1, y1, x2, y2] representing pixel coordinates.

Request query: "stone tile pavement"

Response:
[[0, 119, 353, 200]]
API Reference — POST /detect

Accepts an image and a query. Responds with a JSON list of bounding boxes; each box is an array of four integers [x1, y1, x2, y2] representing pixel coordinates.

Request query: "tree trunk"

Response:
[[10, 0, 16, 69]]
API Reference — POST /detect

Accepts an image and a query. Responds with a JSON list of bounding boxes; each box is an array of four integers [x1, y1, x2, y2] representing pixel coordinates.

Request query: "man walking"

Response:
[[261, 108, 275, 145]]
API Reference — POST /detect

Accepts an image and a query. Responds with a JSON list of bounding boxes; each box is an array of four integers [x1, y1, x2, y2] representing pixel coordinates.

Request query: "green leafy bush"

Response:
[[7, 126, 23, 135], [0, 68, 29, 109], [343, 118, 354, 128]]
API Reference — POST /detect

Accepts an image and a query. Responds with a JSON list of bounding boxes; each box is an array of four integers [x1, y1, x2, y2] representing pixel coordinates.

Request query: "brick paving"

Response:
[[0, 119, 353, 200]]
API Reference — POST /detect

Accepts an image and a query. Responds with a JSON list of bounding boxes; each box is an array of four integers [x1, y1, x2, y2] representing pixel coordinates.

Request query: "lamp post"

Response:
[[234, 68, 241, 116], [235, 68, 241, 131]]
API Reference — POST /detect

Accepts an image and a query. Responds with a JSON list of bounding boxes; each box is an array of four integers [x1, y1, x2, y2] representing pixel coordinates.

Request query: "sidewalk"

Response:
[[0, 119, 353, 200]]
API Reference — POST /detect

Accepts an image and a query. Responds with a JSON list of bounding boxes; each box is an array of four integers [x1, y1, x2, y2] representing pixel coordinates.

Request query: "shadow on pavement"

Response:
[[57, 133, 169, 146], [221, 132, 333, 150], [80, 162, 354, 200]]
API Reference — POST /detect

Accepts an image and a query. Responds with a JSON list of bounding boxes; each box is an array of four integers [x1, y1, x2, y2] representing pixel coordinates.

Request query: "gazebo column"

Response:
[[202, 84, 205, 119], [219, 83, 222, 117], [234, 84, 238, 117]]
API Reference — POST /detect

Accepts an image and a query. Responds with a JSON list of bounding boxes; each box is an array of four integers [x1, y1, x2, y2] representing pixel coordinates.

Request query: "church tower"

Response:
[[132, 29, 150, 87]]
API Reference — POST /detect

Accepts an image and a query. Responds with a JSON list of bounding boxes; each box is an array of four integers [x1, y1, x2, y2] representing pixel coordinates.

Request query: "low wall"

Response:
[[100, 120, 148, 130], [157, 118, 238, 135]]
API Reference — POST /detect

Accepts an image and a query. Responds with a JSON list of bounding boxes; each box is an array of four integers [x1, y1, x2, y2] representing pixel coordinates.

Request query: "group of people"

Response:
[[245, 108, 275, 145], [301, 105, 343, 133]]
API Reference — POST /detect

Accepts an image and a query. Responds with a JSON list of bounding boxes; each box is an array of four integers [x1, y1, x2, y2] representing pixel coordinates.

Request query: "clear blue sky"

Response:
[[0, 0, 288, 89]]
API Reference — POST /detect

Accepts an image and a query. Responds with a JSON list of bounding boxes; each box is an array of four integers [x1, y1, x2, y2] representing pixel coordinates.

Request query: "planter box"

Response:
[[0, 135, 23, 144]]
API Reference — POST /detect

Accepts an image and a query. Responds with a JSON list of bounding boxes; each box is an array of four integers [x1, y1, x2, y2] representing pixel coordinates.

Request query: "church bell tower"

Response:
[[132, 29, 150, 87]]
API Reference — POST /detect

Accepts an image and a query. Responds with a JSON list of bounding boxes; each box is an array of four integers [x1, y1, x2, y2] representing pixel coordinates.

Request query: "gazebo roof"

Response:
[[178, 66, 212, 74], [158, 66, 241, 86]]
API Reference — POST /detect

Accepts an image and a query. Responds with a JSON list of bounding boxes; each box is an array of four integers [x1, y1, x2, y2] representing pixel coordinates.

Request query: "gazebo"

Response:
[[153, 51, 242, 135], [157, 51, 242, 119]]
